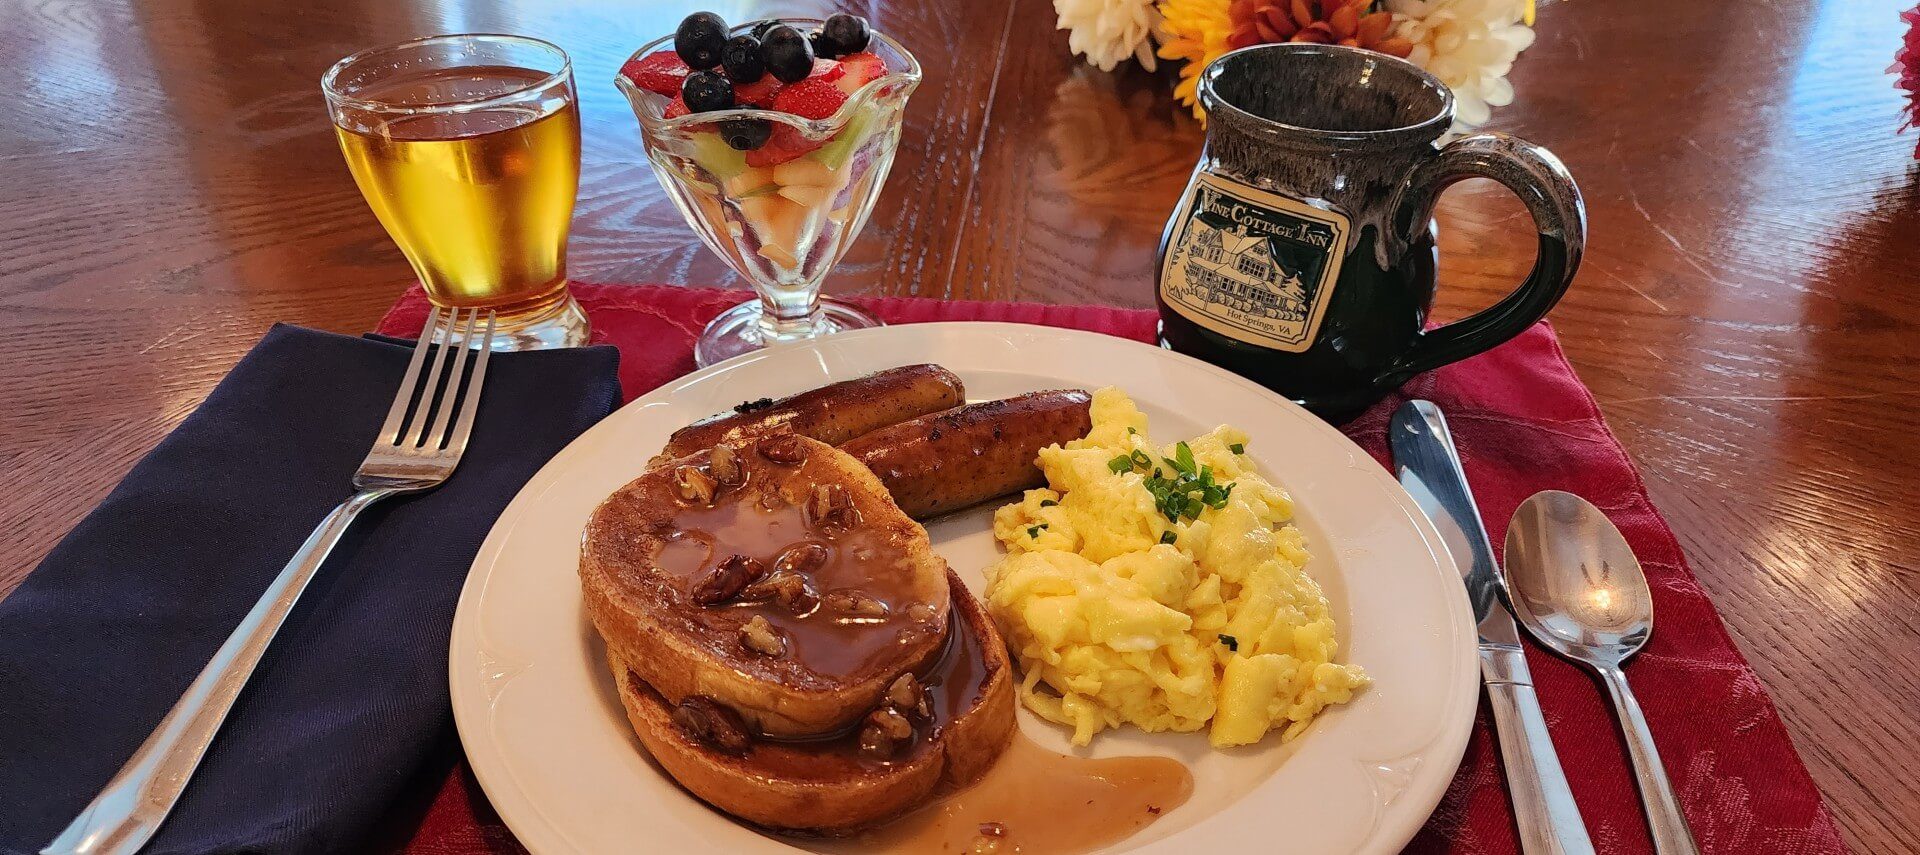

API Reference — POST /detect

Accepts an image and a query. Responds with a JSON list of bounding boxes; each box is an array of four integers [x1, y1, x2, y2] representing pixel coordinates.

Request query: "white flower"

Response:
[[1388, 0, 1535, 130], [1055, 0, 1162, 72]]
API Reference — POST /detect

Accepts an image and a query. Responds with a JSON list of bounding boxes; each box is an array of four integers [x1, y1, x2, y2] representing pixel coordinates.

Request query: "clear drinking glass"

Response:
[[324, 34, 590, 350], [617, 20, 921, 366]]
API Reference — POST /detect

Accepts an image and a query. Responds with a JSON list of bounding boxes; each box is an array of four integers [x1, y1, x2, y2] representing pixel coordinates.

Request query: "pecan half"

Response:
[[772, 541, 829, 576], [692, 554, 764, 606], [886, 673, 924, 711], [858, 705, 914, 759], [740, 614, 785, 656], [742, 570, 819, 615], [757, 434, 807, 465], [894, 622, 937, 647], [671, 464, 718, 505], [708, 443, 743, 485], [825, 589, 890, 619], [807, 483, 860, 531], [671, 696, 751, 755]]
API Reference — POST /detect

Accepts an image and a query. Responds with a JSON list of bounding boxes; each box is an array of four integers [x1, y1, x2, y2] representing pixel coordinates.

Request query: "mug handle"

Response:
[[1380, 133, 1586, 384]]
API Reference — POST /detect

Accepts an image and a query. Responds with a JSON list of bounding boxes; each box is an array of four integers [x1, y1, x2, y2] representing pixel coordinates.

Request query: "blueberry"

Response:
[[674, 12, 728, 70], [720, 35, 764, 81], [749, 20, 785, 42], [815, 14, 870, 58], [759, 25, 814, 83], [721, 119, 771, 151], [681, 70, 734, 112]]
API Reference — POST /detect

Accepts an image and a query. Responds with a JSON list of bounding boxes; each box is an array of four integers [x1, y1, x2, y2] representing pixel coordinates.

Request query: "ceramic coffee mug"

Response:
[[1157, 43, 1584, 420]]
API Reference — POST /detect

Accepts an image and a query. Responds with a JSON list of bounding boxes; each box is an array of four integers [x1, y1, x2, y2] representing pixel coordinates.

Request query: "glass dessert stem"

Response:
[[759, 286, 822, 341], [694, 292, 880, 367]]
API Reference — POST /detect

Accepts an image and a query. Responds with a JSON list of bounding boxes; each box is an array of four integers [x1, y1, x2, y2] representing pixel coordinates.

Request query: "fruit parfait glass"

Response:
[[618, 12, 921, 366]]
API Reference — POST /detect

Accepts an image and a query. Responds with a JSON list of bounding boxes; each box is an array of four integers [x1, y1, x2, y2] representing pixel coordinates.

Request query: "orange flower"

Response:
[[1156, 0, 1235, 119], [1226, 0, 1413, 57]]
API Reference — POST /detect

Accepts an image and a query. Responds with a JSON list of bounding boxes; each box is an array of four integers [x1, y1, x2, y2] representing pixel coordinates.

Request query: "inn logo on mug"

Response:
[[1160, 175, 1350, 353]]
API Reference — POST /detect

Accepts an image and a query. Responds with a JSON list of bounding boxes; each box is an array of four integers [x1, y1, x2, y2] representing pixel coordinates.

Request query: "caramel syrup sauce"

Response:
[[729, 592, 990, 780], [765, 601, 1191, 854], [845, 732, 1194, 855], [650, 455, 948, 681]]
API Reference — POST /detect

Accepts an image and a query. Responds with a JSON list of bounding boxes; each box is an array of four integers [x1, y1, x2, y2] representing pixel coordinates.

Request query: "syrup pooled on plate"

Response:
[[806, 586, 1193, 854], [841, 732, 1194, 855]]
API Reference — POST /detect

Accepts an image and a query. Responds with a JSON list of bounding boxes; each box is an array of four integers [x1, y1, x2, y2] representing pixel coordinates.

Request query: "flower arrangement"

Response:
[[1898, 3, 1920, 157], [1056, 0, 1536, 130]]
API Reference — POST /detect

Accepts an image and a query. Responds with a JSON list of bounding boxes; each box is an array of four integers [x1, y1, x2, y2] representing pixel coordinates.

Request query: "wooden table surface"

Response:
[[3, 0, 1916, 849]]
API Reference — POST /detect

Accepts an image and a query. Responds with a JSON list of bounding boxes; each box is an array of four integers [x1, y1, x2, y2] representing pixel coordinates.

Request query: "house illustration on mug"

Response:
[[1179, 219, 1312, 324]]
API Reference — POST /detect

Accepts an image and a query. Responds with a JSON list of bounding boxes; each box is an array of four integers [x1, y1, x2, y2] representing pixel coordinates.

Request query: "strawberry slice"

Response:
[[773, 77, 848, 120], [744, 124, 825, 167], [733, 77, 785, 108], [835, 52, 886, 95], [809, 58, 846, 84], [621, 51, 690, 97], [663, 95, 690, 119]]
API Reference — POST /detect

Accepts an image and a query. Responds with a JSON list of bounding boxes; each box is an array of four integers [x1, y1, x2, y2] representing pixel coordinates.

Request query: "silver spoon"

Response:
[[1504, 490, 1700, 855]]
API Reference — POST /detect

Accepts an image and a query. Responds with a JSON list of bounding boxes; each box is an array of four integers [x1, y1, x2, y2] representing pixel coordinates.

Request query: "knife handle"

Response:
[[1483, 645, 1597, 855]]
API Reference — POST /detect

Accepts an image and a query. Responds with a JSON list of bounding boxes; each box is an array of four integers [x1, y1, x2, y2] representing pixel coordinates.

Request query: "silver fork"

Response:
[[44, 307, 497, 855]]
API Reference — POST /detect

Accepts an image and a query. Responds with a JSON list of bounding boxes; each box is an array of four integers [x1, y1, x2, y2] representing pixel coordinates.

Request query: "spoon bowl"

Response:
[[1505, 489, 1700, 855], [1504, 489, 1652, 665]]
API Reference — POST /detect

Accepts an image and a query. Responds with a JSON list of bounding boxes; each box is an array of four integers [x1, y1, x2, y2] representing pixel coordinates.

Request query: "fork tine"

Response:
[[405, 308, 463, 449], [421, 308, 481, 450], [377, 306, 442, 445], [445, 311, 496, 458]]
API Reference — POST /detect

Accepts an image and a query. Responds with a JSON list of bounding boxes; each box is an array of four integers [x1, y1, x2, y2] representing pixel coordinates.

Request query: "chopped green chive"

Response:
[[1141, 451, 1234, 523], [1159, 531, 1177, 545], [1229, 442, 1245, 455], [1039, 499, 1058, 507], [1108, 455, 1133, 474], [1026, 523, 1048, 538], [1218, 634, 1238, 652]]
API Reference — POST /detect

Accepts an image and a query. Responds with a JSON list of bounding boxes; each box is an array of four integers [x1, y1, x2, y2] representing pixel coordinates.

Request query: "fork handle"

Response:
[[42, 489, 393, 855]]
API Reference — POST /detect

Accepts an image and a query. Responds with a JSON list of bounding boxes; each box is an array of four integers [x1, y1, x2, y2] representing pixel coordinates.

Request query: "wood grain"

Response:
[[1, 0, 1916, 850]]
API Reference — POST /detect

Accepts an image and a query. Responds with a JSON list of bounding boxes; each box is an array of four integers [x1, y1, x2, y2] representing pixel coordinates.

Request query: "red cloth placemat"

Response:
[[376, 283, 1844, 855]]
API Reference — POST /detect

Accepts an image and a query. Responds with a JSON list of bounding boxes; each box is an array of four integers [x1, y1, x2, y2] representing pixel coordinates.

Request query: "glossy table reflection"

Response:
[[1, 0, 1916, 850]]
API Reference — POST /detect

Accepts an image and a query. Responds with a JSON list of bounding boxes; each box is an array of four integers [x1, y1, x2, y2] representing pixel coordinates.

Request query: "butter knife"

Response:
[[1391, 400, 1595, 855]]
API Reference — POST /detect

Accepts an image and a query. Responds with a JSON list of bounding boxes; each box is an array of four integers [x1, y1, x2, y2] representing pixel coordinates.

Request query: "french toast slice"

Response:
[[606, 570, 1017, 836], [582, 434, 952, 737]]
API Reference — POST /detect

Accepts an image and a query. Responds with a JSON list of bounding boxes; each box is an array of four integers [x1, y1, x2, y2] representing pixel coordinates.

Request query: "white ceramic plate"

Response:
[[449, 322, 1477, 855]]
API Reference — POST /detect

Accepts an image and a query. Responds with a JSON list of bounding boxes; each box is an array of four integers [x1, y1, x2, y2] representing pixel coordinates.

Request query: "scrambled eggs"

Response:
[[983, 388, 1367, 747]]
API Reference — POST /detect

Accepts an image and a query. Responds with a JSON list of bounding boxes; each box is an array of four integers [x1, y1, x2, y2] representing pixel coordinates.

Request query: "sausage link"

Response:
[[660, 364, 964, 461], [840, 391, 1093, 519]]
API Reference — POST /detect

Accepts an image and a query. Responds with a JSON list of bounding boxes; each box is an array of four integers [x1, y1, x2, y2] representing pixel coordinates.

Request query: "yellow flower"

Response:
[[1155, 0, 1234, 120]]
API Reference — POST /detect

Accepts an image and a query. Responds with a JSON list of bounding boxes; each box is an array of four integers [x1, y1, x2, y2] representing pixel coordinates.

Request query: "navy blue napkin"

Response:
[[0, 324, 620, 854]]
